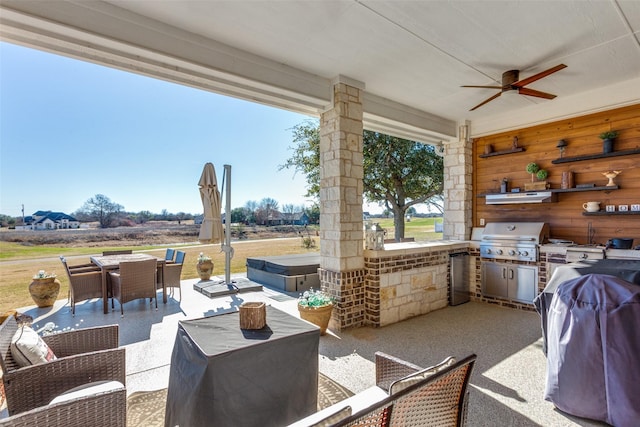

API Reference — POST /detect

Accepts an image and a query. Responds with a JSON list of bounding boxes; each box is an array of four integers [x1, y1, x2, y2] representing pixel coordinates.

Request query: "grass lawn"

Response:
[[0, 218, 442, 313]]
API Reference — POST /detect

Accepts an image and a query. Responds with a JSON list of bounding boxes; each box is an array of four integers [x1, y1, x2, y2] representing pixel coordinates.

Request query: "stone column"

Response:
[[443, 122, 473, 240], [318, 77, 366, 330]]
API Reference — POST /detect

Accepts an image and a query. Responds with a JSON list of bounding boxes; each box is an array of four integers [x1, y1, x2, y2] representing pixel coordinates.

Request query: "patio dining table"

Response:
[[90, 253, 166, 313]]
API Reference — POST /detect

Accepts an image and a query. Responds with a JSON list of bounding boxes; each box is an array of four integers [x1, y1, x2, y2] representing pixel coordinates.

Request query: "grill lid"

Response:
[[481, 222, 549, 244]]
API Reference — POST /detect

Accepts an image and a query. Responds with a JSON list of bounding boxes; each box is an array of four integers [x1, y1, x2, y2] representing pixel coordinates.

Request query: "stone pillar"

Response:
[[318, 77, 366, 330], [443, 122, 473, 240]]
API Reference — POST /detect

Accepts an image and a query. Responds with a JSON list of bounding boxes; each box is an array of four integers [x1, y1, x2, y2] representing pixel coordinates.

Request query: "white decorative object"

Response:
[[365, 223, 385, 250], [602, 170, 621, 187]]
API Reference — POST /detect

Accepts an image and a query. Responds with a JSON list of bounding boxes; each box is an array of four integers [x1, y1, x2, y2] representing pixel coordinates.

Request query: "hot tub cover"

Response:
[[246, 253, 320, 276], [545, 273, 640, 426]]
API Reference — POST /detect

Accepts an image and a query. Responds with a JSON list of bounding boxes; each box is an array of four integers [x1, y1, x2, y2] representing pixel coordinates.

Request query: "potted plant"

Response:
[[196, 252, 214, 281], [29, 270, 61, 308], [297, 288, 334, 335], [599, 130, 618, 154], [524, 163, 549, 190]]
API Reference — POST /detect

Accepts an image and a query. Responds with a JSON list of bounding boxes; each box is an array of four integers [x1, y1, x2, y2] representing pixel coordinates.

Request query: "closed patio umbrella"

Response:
[[198, 162, 224, 243]]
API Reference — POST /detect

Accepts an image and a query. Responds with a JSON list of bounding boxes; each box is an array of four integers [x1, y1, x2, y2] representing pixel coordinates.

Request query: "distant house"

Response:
[[20, 211, 80, 230], [281, 212, 309, 226]]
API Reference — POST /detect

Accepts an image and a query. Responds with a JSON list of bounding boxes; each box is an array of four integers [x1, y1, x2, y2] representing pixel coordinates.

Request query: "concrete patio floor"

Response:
[[7, 274, 606, 427]]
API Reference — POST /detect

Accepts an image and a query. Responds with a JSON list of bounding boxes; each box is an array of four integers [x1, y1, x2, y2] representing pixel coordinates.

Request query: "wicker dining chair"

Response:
[[162, 250, 185, 299], [109, 258, 158, 315], [165, 248, 176, 263], [0, 316, 125, 416], [59, 256, 103, 316]]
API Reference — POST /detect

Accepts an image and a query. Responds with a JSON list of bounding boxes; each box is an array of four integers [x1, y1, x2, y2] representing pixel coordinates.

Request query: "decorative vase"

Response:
[[603, 138, 614, 154], [29, 277, 61, 308], [196, 260, 214, 281], [298, 303, 333, 335]]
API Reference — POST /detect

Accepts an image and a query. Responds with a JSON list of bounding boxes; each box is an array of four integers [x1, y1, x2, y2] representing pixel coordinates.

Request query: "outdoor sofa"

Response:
[[288, 352, 476, 427]]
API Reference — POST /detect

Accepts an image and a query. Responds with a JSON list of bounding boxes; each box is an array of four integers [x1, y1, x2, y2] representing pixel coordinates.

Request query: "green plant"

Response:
[[197, 252, 212, 263], [536, 169, 548, 180], [525, 162, 539, 182], [33, 270, 56, 279], [599, 131, 618, 140], [299, 225, 316, 249], [298, 288, 334, 307]]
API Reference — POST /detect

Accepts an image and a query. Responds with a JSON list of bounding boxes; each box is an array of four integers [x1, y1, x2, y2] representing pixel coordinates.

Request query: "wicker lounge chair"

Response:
[[109, 258, 158, 315], [165, 248, 176, 263], [0, 385, 126, 427], [289, 352, 476, 427], [0, 316, 125, 416], [59, 256, 103, 316]]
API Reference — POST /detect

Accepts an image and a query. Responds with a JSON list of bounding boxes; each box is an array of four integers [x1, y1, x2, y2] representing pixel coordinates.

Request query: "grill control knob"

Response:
[[508, 250, 516, 256], [520, 250, 529, 257], [496, 249, 503, 255], [485, 248, 492, 254]]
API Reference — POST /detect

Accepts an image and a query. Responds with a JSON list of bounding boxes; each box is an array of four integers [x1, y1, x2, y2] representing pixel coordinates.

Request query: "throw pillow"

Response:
[[310, 405, 352, 427], [10, 325, 57, 367], [389, 356, 456, 395]]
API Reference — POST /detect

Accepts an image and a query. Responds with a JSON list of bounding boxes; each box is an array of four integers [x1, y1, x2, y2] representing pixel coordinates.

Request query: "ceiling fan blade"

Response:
[[461, 85, 502, 89], [470, 92, 502, 111], [513, 64, 567, 87], [518, 87, 557, 99]]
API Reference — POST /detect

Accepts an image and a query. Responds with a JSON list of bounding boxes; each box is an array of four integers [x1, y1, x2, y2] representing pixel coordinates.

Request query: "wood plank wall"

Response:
[[473, 104, 640, 245]]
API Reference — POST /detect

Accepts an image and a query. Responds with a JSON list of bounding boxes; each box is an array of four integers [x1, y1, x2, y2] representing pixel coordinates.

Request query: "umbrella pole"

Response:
[[223, 164, 233, 285]]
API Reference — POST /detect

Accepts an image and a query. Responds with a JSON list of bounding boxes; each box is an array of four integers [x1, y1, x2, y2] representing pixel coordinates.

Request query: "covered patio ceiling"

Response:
[[1, 1, 639, 143]]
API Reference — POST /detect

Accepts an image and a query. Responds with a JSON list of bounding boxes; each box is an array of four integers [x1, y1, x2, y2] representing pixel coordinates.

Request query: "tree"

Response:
[[281, 122, 444, 240], [363, 132, 444, 239], [256, 198, 279, 226], [244, 200, 258, 224], [231, 207, 248, 224], [279, 120, 320, 198], [78, 194, 124, 228]]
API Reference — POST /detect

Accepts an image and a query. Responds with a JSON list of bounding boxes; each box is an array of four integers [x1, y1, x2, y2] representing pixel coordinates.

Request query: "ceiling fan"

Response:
[[462, 64, 567, 111]]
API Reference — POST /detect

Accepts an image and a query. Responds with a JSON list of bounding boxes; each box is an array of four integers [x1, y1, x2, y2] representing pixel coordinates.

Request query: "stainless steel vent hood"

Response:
[[485, 191, 556, 204]]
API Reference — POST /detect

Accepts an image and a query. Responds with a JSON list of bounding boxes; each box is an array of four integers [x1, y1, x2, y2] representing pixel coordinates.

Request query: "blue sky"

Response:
[[0, 42, 318, 218]]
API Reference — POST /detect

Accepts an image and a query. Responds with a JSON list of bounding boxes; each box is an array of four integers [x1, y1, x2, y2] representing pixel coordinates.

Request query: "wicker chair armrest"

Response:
[[0, 385, 126, 427], [374, 351, 423, 390], [3, 347, 126, 415], [43, 325, 118, 357]]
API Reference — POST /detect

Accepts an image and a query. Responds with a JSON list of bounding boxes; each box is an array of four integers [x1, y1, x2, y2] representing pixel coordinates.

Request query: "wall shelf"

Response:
[[478, 185, 618, 198], [582, 211, 640, 216], [551, 148, 640, 164], [479, 147, 525, 158], [550, 185, 618, 193]]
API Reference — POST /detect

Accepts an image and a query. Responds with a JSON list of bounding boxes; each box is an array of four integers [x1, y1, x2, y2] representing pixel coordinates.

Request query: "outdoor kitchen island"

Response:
[[363, 240, 469, 327]]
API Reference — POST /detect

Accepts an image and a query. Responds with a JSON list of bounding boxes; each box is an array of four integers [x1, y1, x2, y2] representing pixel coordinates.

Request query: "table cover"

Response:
[[165, 306, 320, 427]]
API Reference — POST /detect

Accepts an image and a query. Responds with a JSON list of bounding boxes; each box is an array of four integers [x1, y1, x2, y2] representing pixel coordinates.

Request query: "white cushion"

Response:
[[389, 357, 456, 395], [50, 380, 124, 404], [10, 326, 57, 367], [288, 386, 387, 427]]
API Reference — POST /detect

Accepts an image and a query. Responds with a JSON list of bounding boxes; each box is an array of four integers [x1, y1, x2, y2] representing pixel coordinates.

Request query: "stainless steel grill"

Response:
[[480, 222, 549, 262]]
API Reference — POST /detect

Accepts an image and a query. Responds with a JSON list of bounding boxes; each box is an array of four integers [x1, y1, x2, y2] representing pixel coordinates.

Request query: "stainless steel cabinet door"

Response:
[[482, 262, 508, 298], [509, 265, 538, 303]]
